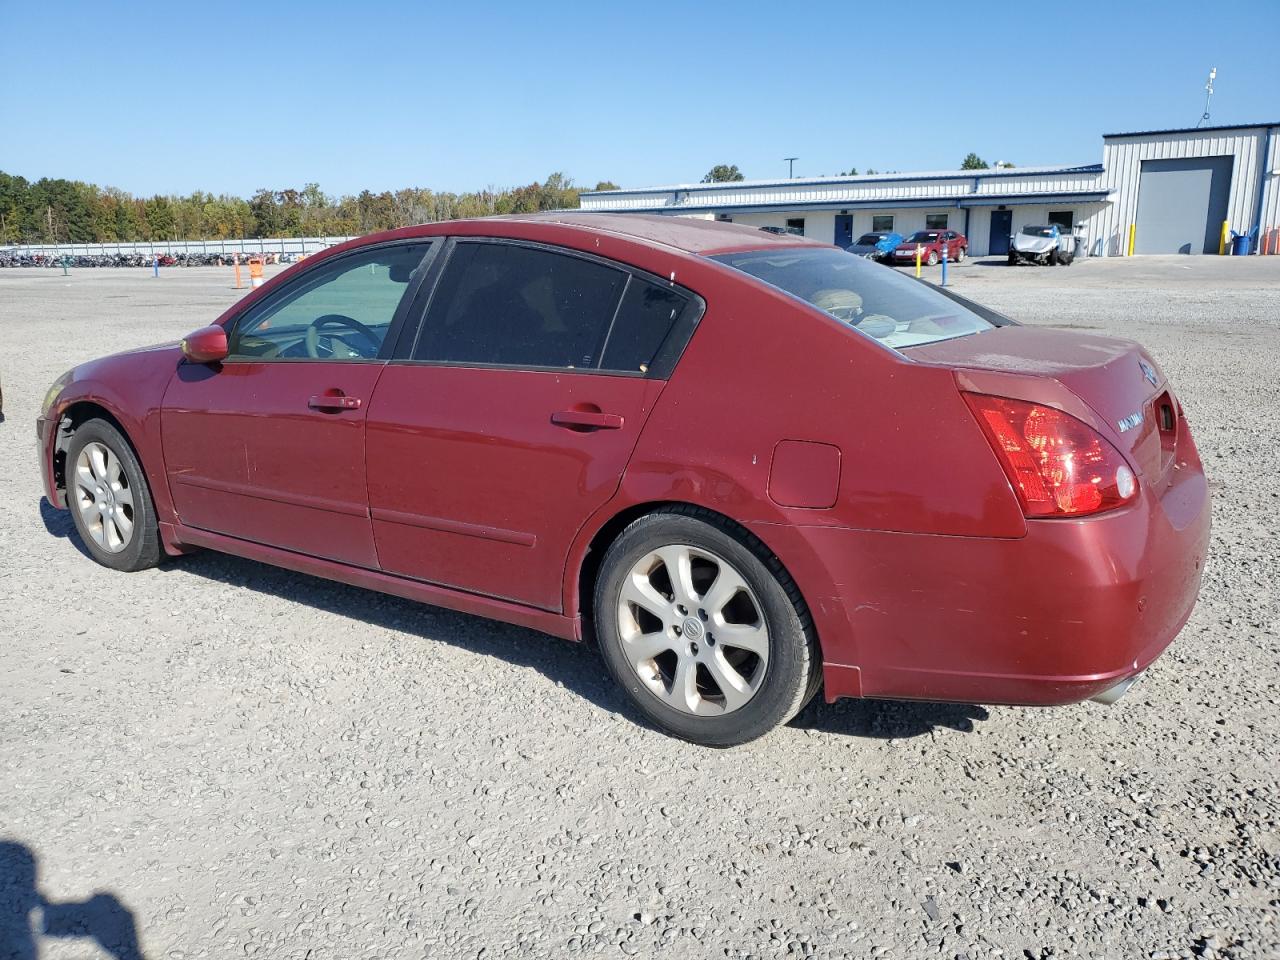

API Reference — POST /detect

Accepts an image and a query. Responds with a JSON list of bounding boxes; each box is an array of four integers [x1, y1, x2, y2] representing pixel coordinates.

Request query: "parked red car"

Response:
[[37, 215, 1208, 746], [892, 229, 967, 265]]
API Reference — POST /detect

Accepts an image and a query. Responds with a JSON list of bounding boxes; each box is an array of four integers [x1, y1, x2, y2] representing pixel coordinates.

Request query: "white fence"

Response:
[[2, 236, 358, 257]]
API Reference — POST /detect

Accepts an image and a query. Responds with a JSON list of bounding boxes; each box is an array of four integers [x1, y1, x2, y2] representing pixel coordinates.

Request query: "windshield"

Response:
[[1021, 226, 1055, 237], [712, 247, 998, 351], [906, 232, 939, 243], [854, 234, 885, 245]]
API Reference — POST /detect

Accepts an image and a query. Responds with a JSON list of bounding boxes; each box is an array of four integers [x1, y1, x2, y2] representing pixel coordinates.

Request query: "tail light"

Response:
[[962, 393, 1138, 518]]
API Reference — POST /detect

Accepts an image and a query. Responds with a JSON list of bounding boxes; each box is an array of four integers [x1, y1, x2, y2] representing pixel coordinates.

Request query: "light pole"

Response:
[[784, 157, 799, 179]]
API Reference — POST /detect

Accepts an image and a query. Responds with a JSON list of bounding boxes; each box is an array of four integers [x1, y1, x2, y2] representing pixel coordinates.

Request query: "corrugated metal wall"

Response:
[[1092, 127, 1276, 256]]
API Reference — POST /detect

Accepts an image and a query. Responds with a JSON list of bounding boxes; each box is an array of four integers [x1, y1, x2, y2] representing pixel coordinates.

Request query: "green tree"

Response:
[[960, 153, 989, 170], [840, 167, 859, 176], [593, 180, 620, 191], [701, 164, 744, 183]]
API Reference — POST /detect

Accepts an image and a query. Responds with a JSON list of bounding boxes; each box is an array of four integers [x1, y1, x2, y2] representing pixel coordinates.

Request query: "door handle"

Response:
[[309, 393, 362, 411], [551, 410, 624, 431]]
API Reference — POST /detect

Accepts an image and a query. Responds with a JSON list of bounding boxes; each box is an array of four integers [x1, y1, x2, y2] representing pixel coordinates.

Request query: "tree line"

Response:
[[0, 172, 620, 245]]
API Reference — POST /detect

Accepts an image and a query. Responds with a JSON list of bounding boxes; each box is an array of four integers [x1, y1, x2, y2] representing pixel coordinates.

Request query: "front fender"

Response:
[[45, 347, 183, 524]]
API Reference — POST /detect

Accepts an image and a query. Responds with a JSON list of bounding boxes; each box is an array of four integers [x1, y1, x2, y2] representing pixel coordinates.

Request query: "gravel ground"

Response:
[[1, 257, 1277, 960]]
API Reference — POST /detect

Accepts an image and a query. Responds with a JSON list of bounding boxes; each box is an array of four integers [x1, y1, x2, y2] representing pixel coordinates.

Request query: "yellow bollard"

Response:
[[1219, 220, 1229, 255], [915, 245, 923, 278], [1127, 224, 1136, 257]]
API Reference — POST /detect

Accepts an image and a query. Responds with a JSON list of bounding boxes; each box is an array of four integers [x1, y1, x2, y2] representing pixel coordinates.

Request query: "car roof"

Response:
[[492, 212, 828, 255]]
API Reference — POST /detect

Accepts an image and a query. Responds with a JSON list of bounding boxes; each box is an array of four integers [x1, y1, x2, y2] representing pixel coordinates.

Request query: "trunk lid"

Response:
[[910, 326, 1178, 485]]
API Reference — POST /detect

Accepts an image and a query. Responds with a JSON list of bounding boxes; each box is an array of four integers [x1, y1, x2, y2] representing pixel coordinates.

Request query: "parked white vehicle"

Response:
[[1009, 225, 1077, 266]]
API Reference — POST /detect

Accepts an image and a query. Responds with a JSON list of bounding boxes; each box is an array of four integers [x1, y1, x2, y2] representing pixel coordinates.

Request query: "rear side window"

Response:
[[414, 242, 626, 369], [601, 278, 688, 373]]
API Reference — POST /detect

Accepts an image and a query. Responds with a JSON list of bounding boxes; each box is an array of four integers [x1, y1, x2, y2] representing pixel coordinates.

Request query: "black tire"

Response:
[[1007, 252, 1017, 266], [593, 506, 820, 746], [926, 250, 939, 266], [955, 246, 965, 263], [65, 418, 162, 572], [1047, 248, 1059, 266]]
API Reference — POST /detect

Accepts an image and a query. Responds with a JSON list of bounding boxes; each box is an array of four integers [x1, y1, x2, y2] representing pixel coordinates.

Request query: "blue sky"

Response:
[[3, 0, 1276, 197]]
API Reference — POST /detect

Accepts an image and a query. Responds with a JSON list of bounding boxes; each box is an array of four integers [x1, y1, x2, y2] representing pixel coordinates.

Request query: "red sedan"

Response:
[[892, 228, 967, 265], [37, 215, 1209, 746]]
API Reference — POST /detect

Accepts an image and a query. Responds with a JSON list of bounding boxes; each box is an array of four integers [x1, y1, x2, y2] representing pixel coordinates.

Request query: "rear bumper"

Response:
[[757, 454, 1211, 707]]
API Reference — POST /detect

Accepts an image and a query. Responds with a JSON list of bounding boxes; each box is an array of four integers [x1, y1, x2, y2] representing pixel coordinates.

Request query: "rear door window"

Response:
[[601, 277, 689, 374], [413, 242, 626, 370]]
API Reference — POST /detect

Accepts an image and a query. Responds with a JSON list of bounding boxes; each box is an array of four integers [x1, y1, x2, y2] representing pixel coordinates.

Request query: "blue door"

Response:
[[834, 215, 853, 248], [989, 210, 1013, 255]]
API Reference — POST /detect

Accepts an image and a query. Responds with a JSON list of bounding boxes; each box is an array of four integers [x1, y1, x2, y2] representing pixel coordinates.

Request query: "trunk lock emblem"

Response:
[[1139, 359, 1158, 387]]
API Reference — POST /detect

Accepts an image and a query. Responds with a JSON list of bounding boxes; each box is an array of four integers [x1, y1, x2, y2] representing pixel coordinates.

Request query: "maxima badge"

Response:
[[1117, 410, 1145, 433]]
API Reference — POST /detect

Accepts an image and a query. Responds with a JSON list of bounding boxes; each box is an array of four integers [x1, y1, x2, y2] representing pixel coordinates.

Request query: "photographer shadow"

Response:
[[0, 840, 143, 960]]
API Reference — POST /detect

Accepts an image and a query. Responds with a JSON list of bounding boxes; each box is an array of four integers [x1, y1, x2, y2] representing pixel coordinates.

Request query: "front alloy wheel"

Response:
[[65, 418, 162, 572], [73, 441, 135, 553]]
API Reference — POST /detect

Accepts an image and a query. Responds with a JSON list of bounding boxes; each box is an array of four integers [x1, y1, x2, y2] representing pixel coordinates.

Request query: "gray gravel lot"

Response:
[[1, 256, 1278, 960]]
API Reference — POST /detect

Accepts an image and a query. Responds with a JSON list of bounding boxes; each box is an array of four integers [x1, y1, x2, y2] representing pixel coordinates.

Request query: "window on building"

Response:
[[785, 218, 806, 236], [871, 215, 894, 232], [924, 214, 949, 229], [1047, 211, 1075, 230], [715, 214, 733, 222]]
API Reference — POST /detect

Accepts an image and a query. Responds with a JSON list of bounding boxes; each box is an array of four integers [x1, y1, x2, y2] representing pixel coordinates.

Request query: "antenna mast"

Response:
[[1197, 67, 1217, 127]]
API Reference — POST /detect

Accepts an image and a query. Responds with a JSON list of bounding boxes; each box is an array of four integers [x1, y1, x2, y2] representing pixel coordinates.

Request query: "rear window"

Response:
[[711, 247, 998, 351]]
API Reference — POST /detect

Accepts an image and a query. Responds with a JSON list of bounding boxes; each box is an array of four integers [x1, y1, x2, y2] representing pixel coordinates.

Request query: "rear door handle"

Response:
[[309, 394, 362, 411], [551, 410, 624, 431]]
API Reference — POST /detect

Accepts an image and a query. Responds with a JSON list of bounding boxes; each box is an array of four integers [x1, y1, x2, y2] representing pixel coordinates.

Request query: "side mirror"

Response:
[[181, 325, 229, 364]]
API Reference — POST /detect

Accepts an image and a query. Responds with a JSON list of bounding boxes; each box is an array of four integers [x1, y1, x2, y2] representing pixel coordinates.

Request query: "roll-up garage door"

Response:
[[1134, 156, 1233, 255]]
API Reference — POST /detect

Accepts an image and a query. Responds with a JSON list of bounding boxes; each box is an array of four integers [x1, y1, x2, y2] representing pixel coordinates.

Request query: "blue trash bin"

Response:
[[1230, 232, 1252, 256]]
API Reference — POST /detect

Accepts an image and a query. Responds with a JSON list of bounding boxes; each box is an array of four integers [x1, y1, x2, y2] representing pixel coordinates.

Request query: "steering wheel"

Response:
[[304, 314, 381, 359]]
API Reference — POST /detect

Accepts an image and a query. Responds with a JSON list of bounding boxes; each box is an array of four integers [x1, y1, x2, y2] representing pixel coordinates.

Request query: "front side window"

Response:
[[413, 243, 627, 369], [924, 214, 949, 229], [712, 247, 999, 352], [871, 215, 894, 231], [228, 244, 430, 360]]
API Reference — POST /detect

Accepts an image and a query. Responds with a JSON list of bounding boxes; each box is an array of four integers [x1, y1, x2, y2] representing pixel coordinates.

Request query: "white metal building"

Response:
[[580, 122, 1280, 257]]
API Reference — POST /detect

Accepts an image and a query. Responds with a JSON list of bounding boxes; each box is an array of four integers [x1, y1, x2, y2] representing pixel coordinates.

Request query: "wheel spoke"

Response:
[[114, 482, 134, 508], [654, 545, 698, 608], [89, 444, 109, 484], [714, 619, 770, 657], [668, 655, 699, 713], [105, 450, 123, 486], [702, 564, 748, 620], [75, 463, 97, 498], [112, 509, 134, 540], [620, 572, 671, 624], [705, 649, 753, 712], [622, 630, 673, 667]]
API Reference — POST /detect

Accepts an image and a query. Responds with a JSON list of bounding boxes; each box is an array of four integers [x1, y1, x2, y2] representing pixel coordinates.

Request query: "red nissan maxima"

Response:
[[37, 214, 1209, 746]]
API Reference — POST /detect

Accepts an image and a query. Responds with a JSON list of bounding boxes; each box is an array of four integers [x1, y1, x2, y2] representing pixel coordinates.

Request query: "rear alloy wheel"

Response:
[[955, 246, 965, 262], [927, 250, 940, 266], [67, 419, 161, 572], [594, 508, 819, 746]]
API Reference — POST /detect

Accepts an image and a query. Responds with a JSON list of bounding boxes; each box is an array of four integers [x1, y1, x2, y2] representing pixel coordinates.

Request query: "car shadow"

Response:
[[0, 840, 144, 960], [41, 497, 988, 742], [39, 497, 92, 560], [790, 696, 989, 738]]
